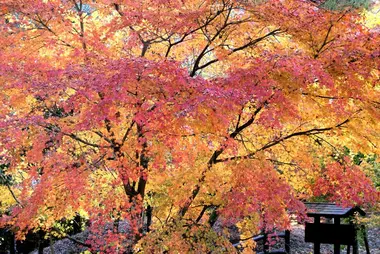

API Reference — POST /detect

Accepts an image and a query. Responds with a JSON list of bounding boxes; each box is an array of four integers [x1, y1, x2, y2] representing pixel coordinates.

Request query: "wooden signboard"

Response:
[[305, 223, 356, 245]]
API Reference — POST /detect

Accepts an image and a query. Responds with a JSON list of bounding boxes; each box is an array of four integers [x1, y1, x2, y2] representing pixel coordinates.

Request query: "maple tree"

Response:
[[0, 0, 379, 252]]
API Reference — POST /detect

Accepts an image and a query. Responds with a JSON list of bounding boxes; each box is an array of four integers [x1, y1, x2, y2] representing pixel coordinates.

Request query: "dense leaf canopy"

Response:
[[0, 0, 379, 252]]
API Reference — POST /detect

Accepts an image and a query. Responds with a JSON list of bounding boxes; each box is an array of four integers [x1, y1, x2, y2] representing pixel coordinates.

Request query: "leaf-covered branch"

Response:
[[178, 102, 265, 217], [215, 118, 350, 163]]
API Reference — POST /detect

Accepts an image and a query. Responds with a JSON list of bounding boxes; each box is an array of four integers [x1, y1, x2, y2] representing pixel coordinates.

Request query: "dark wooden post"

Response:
[[263, 231, 269, 254], [9, 231, 16, 254], [352, 222, 358, 254], [285, 230, 290, 254], [334, 217, 340, 254], [38, 230, 44, 254], [360, 225, 370, 254], [146, 205, 152, 232], [314, 216, 321, 254], [353, 239, 358, 254]]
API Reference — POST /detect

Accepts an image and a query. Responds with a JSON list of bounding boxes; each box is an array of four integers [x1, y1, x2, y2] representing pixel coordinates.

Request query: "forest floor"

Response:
[[30, 223, 380, 254]]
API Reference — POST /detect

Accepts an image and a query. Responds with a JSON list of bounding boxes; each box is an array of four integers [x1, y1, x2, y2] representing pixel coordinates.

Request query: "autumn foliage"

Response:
[[0, 0, 379, 252]]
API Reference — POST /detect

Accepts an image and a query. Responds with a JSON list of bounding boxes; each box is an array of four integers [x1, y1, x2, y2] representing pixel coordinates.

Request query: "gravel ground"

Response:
[[29, 223, 379, 253], [29, 231, 89, 254]]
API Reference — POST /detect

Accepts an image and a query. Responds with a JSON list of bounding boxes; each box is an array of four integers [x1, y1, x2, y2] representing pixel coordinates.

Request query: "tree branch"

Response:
[[215, 118, 350, 163], [33, 14, 74, 48], [190, 28, 281, 76], [63, 133, 111, 149], [5, 183, 23, 208], [121, 120, 135, 145], [178, 101, 265, 217]]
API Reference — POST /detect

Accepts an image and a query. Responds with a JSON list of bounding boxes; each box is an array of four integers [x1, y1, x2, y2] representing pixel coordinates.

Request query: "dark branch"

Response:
[[190, 28, 281, 76], [178, 101, 265, 217], [63, 133, 111, 148], [6, 184, 23, 208], [121, 120, 136, 145], [215, 118, 350, 163]]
